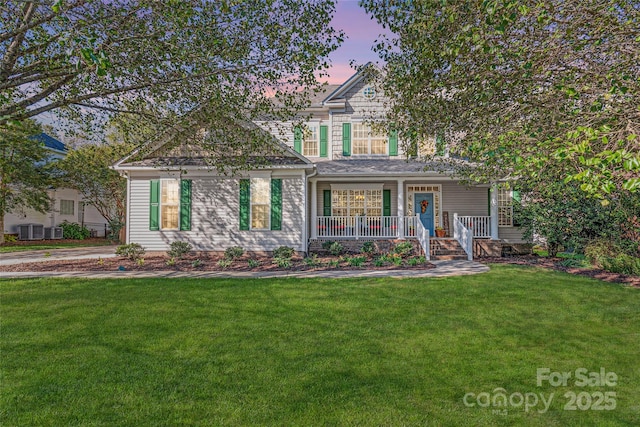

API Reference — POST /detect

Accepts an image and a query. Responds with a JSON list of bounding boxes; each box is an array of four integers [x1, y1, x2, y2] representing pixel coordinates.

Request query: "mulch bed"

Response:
[[479, 255, 640, 287], [1, 238, 114, 247], [0, 252, 435, 273]]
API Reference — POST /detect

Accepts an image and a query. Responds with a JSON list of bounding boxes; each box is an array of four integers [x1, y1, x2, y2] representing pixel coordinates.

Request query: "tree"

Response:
[[361, 0, 639, 199], [1, 0, 343, 149], [0, 120, 52, 244], [56, 142, 131, 240]]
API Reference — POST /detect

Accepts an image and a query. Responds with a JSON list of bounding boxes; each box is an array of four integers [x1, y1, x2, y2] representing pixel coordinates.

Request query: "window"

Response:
[[60, 199, 74, 215], [331, 189, 382, 217], [251, 178, 271, 229], [363, 86, 376, 99], [498, 188, 513, 226], [303, 126, 318, 157], [352, 123, 386, 155], [161, 179, 180, 229], [149, 179, 191, 231], [239, 178, 282, 231]]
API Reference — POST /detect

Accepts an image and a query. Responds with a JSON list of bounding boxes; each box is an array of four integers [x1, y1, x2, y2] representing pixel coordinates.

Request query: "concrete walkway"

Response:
[[0, 246, 118, 266], [0, 259, 489, 279]]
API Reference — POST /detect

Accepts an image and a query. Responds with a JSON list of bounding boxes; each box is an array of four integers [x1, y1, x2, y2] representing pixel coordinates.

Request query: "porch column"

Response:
[[310, 179, 318, 239], [490, 182, 499, 240], [397, 179, 405, 238]]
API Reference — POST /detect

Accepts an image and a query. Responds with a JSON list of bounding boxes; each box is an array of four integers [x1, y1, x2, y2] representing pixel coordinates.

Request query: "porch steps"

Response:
[[430, 238, 468, 261]]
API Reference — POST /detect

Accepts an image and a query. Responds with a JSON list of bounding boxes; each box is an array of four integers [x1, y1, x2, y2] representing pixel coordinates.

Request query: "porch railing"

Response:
[[457, 215, 491, 238], [414, 214, 430, 260], [316, 216, 416, 239], [453, 213, 473, 261]]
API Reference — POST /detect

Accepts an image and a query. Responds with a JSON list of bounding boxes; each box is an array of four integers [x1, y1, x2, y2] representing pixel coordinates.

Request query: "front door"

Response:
[[415, 193, 434, 236]]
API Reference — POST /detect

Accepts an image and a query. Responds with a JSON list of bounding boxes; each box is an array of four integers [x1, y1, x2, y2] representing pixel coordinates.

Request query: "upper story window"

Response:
[[303, 125, 319, 157], [352, 123, 387, 155], [363, 86, 376, 100]]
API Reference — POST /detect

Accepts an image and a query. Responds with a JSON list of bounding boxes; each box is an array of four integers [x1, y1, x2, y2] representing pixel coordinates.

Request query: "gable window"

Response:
[[239, 178, 282, 231], [149, 179, 191, 231], [59, 199, 74, 215], [352, 123, 387, 155], [363, 86, 376, 100]]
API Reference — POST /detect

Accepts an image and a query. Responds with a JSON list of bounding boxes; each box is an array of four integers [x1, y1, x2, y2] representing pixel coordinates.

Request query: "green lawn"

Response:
[[0, 240, 114, 253], [1, 265, 638, 426]]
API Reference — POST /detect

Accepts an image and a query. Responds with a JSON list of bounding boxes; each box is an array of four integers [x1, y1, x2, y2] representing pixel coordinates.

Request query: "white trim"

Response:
[[330, 183, 384, 191], [248, 171, 272, 179], [406, 184, 442, 228]]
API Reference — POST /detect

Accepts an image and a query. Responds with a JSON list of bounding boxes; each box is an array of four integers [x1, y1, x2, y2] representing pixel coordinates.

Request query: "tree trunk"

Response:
[[0, 211, 4, 245]]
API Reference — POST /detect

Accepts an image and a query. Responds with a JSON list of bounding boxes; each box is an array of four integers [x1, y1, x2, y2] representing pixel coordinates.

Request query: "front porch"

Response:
[[314, 214, 493, 240]]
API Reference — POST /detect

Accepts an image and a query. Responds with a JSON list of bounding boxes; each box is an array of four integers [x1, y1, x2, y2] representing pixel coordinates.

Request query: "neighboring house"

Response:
[[114, 67, 525, 259], [4, 133, 109, 238]]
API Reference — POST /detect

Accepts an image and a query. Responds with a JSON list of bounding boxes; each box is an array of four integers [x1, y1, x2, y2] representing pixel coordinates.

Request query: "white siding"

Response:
[[255, 119, 331, 160], [128, 176, 305, 252]]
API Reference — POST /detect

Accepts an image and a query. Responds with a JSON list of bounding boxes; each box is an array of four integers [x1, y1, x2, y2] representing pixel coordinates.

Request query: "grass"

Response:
[[0, 240, 114, 253], [1, 265, 639, 426]]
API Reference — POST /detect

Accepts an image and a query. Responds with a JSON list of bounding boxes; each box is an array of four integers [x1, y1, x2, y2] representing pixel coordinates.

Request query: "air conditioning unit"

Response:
[[44, 227, 64, 239], [18, 224, 45, 240]]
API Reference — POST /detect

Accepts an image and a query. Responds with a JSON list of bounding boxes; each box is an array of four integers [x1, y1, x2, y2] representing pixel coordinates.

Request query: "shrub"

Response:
[[601, 254, 640, 276], [393, 241, 415, 258], [247, 258, 261, 268], [328, 241, 344, 256], [321, 241, 335, 250], [273, 257, 292, 269], [165, 257, 176, 266], [360, 241, 375, 255], [273, 246, 295, 259], [224, 246, 244, 260], [347, 256, 367, 267], [304, 254, 321, 267], [584, 239, 617, 267], [136, 258, 145, 267], [167, 241, 193, 259], [373, 257, 385, 267], [327, 259, 340, 268], [59, 221, 90, 240], [115, 243, 145, 261], [407, 256, 426, 266], [3, 234, 17, 243], [191, 259, 203, 268], [217, 259, 232, 269]]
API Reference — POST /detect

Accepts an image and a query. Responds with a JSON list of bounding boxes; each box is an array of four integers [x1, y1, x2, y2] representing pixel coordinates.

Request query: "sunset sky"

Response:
[[324, 1, 393, 83]]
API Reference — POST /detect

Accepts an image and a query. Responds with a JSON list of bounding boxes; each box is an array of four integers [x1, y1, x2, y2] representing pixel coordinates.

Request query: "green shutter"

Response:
[[149, 180, 159, 231], [319, 125, 328, 157], [293, 126, 302, 154], [342, 123, 351, 156], [512, 190, 521, 203], [323, 190, 331, 216], [239, 179, 250, 230], [179, 179, 191, 231], [270, 179, 282, 230], [436, 133, 446, 156], [389, 129, 398, 156], [383, 189, 391, 216]]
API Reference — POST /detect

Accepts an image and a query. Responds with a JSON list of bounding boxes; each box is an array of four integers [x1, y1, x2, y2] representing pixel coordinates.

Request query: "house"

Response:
[[114, 67, 526, 259], [4, 133, 109, 238]]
